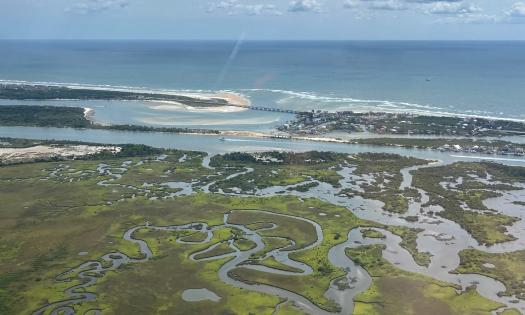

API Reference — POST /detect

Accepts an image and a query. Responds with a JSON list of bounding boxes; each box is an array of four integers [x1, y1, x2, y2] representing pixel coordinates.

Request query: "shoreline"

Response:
[[215, 91, 251, 107], [1, 80, 252, 108], [215, 130, 525, 160], [342, 108, 525, 124], [0, 103, 521, 159], [2, 115, 524, 159], [2, 79, 524, 123]]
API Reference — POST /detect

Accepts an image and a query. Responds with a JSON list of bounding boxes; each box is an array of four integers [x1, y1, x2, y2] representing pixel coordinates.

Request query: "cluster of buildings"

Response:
[[279, 111, 525, 137], [437, 143, 525, 156]]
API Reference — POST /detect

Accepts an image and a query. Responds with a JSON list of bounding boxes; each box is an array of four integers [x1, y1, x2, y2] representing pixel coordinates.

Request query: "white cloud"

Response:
[[458, 13, 499, 24], [425, 2, 481, 15], [206, 0, 525, 24], [368, 0, 407, 11], [406, 0, 461, 3], [288, 0, 321, 13], [66, 0, 129, 14], [505, 2, 525, 18], [209, 0, 282, 16], [432, 1, 525, 24], [342, 0, 359, 9]]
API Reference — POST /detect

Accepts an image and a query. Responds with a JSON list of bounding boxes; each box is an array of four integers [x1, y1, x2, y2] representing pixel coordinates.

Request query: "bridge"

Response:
[[231, 104, 310, 116]]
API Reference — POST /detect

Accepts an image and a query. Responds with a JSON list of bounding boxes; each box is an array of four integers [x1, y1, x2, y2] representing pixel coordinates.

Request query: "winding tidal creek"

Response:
[[29, 151, 525, 315]]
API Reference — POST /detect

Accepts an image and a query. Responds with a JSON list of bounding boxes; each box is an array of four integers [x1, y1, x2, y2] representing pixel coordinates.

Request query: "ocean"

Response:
[[0, 40, 524, 121]]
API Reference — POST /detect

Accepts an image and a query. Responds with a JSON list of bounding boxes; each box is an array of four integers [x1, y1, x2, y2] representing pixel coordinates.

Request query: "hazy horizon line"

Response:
[[1, 38, 525, 42]]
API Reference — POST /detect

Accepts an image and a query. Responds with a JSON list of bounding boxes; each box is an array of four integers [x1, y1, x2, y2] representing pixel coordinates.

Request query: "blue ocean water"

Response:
[[0, 40, 524, 119]]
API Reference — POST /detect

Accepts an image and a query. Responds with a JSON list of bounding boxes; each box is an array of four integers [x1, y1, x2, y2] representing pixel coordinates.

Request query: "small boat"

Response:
[[219, 137, 226, 142]]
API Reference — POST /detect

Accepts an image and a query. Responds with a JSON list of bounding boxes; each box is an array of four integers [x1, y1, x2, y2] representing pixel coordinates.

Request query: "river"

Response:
[[1, 126, 525, 167]]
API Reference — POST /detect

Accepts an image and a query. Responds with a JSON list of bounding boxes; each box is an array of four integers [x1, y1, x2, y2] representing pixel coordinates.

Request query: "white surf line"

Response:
[[240, 88, 525, 123], [450, 155, 525, 163], [3, 80, 525, 123], [0, 79, 243, 102]]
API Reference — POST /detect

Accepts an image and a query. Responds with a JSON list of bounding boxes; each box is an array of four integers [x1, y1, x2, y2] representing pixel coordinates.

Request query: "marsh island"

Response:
[[1, 137, 524, 315]]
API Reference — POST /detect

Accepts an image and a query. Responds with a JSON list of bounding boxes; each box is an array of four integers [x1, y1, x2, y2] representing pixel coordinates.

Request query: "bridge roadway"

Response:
[[230, 104, 310, 116]]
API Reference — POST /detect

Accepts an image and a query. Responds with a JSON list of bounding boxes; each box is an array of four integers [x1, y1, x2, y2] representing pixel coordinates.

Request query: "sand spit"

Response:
[[220, 130, 270, 138], [0, 145, 121, 164], [148, 90, 250, 107], [147, 91, 250, 113], [0, 80, 251, 105], [147, 102, 247, 113], [215, 92, 251, 107]]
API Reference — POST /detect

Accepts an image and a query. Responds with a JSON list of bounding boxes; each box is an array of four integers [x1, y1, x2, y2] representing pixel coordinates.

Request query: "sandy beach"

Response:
[[147, 91, 251, 113], [214, 91, 251, 107], [156, 90, 250, 107], [147, 102, 247, 113], [220, 130, 271, 138]]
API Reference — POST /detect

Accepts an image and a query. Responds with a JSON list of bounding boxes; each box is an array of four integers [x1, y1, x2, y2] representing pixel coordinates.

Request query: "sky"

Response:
[[2, 0, 525, 40]]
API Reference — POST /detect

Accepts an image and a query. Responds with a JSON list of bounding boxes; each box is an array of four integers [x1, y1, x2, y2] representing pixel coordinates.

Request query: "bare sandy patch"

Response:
[[220, 130, 271, 138], [0, 145, 121, 164], [214, 91, 251, 107], [148, 101, 247, 113]]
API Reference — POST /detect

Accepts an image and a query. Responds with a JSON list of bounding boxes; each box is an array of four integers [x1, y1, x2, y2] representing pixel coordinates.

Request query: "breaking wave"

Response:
[[1, 80, 524, 123]]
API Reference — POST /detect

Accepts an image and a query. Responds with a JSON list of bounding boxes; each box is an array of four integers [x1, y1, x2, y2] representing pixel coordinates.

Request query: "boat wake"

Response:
[[449, 155, 525, 163]]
